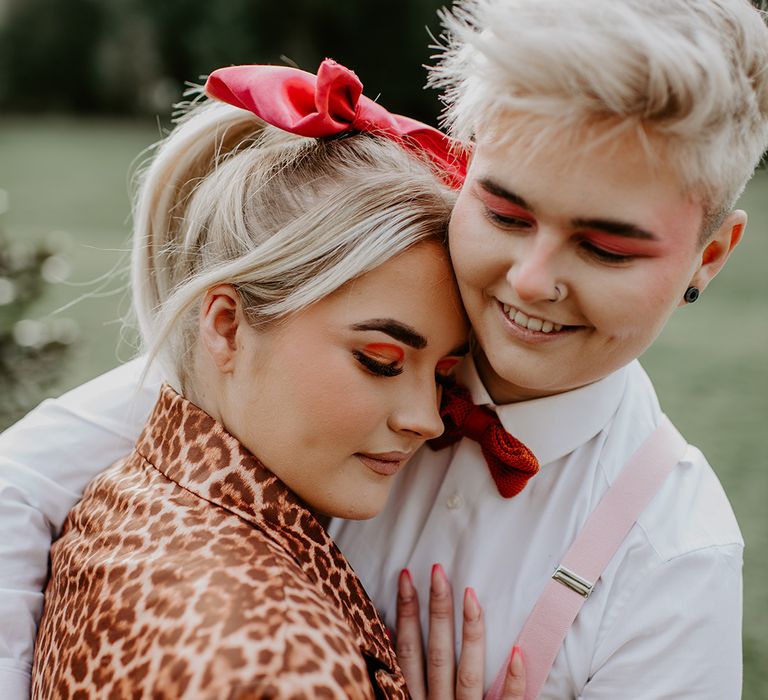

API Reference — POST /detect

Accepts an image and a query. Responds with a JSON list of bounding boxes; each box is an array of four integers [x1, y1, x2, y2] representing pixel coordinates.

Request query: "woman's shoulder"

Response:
[[40, 459, 375, 699]]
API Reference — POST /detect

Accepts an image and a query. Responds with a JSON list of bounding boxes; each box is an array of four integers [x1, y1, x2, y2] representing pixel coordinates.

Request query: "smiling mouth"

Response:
[[355, 452, 412, 477], [497, 300, 577, 335]]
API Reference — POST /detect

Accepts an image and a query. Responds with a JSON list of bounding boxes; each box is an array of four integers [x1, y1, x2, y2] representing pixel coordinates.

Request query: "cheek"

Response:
[[449, 215, 501, 292], [586, 268, 682, 342], [280, 353, 384, 443]]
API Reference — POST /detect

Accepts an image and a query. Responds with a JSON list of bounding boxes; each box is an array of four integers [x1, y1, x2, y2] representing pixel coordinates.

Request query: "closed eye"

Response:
[[352, 350, 403, 377], [483, 207, 535, 229], [579, 241, 636, 264]]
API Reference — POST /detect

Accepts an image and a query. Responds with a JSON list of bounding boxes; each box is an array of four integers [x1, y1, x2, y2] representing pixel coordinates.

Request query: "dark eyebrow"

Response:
[[350, 319, 427, 349], [477, 178, 533, 211], [480, 178, 658, 241], [571, 218, 658, 241]]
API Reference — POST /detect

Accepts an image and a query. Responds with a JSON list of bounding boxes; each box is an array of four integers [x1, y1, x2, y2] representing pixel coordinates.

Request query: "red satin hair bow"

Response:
[[204, 59, 467, 189]]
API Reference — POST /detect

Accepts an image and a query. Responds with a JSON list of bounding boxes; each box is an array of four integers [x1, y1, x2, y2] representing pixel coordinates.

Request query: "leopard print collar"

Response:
[[135, 385, 399, 673]]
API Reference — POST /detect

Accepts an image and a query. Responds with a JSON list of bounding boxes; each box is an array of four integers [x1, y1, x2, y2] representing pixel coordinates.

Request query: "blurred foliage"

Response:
[[0, 0, 447, 122], [0, 203, 78, 427], [2, 0, 766, 130]]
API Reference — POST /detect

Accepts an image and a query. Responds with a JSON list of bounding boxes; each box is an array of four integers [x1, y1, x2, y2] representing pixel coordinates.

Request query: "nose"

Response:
[[507, 233, 564, 304], [388, 381, 445, 440]]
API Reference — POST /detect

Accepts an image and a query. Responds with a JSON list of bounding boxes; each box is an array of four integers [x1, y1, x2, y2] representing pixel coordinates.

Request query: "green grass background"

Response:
[[1, 118, 767, 697]]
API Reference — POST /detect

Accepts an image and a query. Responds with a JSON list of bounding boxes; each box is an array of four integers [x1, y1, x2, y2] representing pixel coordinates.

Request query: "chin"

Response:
[[308, 478, 392, 521], [327, 495, 387, 521], [334, 505, 383, 521], [481, 355, 573, 401]]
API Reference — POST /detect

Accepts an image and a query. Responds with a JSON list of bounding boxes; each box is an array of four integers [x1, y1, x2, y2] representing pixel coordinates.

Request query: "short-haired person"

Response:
[[2, 0, 767, 698], [354, 1, 768, 697]]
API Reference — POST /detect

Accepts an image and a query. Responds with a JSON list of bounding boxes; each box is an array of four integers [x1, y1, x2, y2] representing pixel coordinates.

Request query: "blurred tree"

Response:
[[0, 0, 105, 112], [0, 0, 447, 123]]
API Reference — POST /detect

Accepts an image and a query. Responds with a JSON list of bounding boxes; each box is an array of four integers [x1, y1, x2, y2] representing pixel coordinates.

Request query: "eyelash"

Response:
[[353, 350, 459, 386], [579, 241, 635, 264], [484, 208, 535, 229], [352, 350, 403, 377]]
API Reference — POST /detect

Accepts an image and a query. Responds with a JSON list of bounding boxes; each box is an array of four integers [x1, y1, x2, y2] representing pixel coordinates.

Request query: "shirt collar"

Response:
[[456, 357, 630, 465], [135, 385, 397, 669]]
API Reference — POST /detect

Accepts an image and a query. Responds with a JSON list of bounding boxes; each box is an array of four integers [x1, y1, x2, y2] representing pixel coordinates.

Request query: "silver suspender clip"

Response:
[[552, 566, 594, 598]]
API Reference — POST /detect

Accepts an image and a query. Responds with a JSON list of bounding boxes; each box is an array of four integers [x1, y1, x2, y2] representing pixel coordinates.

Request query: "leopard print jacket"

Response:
[[32, 385, 409, 699]]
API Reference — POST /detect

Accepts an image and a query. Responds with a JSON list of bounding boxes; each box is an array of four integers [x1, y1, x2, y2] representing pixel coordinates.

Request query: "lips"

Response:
[[495, 299, 579, 340], [355, 451, 412, 476], [501, 302, 563, 333]]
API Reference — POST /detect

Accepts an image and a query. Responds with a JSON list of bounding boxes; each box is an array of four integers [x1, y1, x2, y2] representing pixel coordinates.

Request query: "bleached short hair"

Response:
[[431, 0, 768, 229], [131, 99, 454, 390]]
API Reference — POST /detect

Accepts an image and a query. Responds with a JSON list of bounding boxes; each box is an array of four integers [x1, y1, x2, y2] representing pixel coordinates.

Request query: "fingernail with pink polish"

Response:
[[464, 586, 480, 620], [510, 645, 524, 675], [399, 568, 414, 598], [431, 563, 447, 593]]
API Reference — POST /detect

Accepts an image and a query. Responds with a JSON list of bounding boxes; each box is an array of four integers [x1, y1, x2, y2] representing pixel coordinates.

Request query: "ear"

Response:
[[198, 284, 249, 374], [685, 210, 746, 301]]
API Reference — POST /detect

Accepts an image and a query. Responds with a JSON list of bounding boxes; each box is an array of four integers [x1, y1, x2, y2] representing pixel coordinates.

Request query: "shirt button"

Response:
[[446, 493, 464, 510]]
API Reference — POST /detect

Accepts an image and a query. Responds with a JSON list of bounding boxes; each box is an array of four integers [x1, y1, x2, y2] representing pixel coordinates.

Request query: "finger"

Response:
[[427, 563, 455, 698], [395, 569, 426, 700], [500, 645, 526, 700], [456, 587, 485, 700]]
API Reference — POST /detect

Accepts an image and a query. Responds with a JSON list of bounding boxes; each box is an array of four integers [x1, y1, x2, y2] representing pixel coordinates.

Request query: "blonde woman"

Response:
[[27, 63, 523, 699]]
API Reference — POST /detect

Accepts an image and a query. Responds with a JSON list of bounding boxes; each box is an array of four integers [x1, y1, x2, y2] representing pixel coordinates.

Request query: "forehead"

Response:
[[323, 243, 469, 350], [321, 242, 463, 317]]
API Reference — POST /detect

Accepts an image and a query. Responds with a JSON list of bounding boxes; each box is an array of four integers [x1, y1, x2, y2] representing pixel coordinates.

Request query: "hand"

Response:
[[395, 564, 525, 700]]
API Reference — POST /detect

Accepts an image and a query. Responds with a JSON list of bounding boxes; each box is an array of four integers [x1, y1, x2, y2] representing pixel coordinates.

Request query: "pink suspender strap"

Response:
[[485, 415, 688, 700]]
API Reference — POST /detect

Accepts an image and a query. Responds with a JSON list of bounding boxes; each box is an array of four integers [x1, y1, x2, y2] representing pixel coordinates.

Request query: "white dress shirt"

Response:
[[0, 357, 742, 699], [331, 358, 743, 699]]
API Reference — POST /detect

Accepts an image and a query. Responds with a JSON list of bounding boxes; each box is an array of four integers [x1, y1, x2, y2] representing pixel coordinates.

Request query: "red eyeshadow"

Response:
[[476, 187, 535, 223], [362, 343, 404, 363], [436, 357, 461, 374], [581, 231, 657, 256]]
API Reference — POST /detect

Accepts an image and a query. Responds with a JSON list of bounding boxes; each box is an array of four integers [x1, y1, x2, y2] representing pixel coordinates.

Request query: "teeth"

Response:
[[501, 302, 564, 333]]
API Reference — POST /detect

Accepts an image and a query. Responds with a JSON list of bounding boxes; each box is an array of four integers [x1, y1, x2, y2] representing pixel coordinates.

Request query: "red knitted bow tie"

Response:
[[428, 384, 540, 498]]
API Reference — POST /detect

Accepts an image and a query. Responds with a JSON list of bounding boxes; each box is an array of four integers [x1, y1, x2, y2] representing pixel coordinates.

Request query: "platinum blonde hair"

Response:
[[430, 0, 768, 229], [131, 99, 454, 390]]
